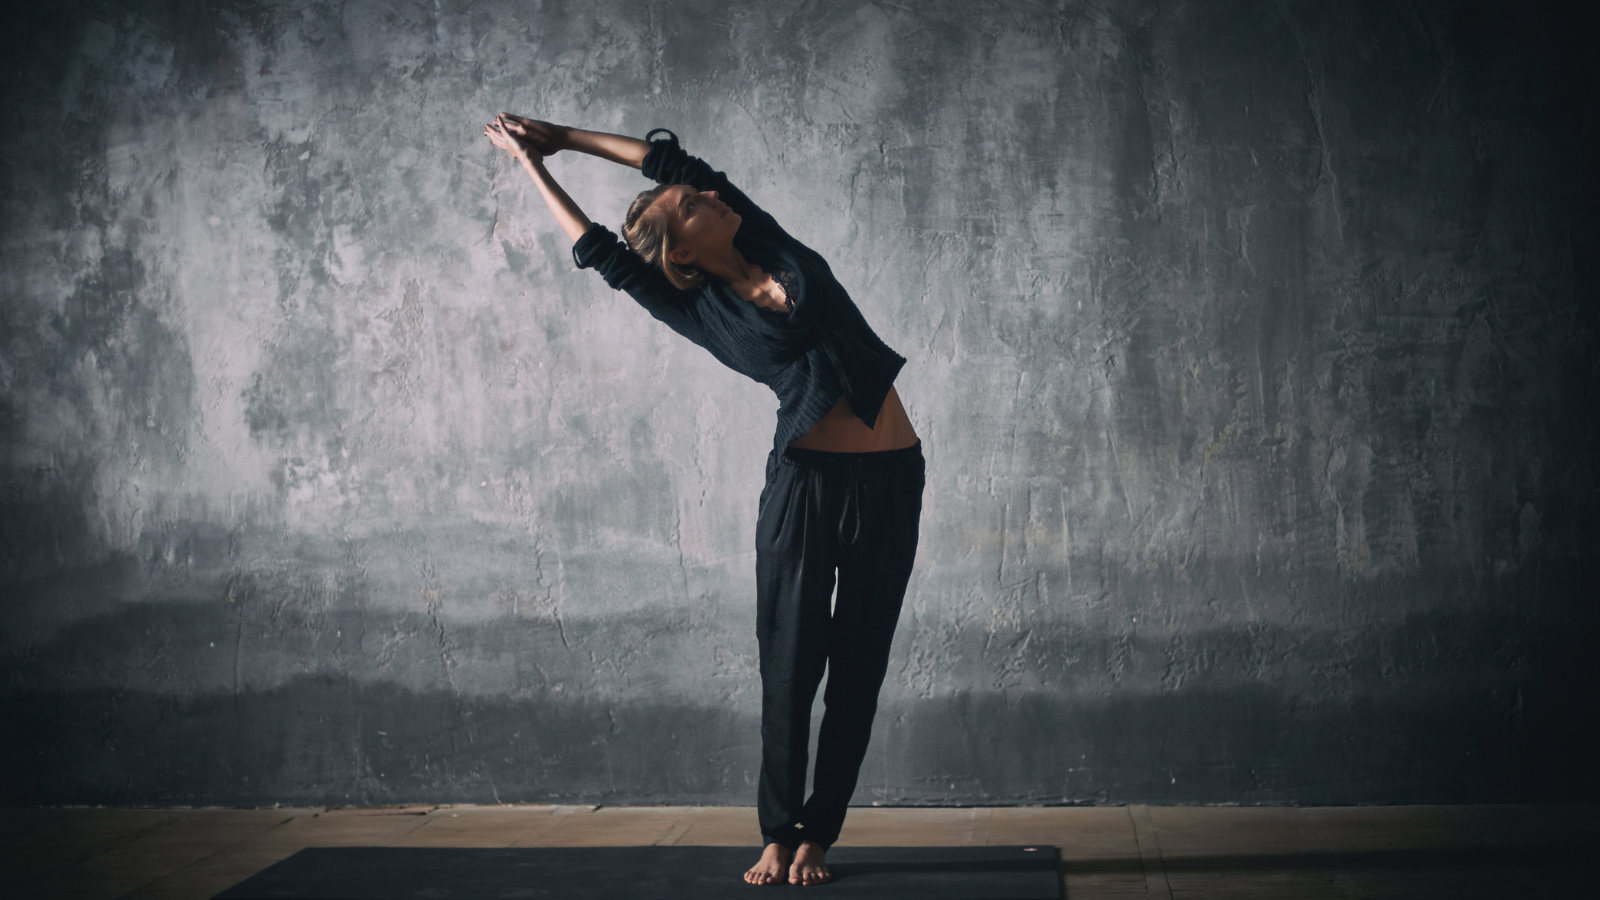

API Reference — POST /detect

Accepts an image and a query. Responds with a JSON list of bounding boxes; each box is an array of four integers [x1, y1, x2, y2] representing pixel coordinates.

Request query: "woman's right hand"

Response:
[[496, 114, 568, 157], [483, 114, 594, 242], [484, 114, 539, 163], [489, 122, 650, 170]]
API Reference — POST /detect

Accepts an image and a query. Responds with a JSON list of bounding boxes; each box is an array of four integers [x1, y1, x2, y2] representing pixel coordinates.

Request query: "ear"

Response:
[[668, 246, 696, 266]]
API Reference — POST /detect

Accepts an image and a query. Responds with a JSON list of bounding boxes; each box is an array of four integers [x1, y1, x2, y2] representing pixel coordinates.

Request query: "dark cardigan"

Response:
[[571, 129, 906, 452]]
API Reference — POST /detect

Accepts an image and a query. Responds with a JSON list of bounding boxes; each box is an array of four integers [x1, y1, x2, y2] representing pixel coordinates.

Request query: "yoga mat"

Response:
[[211, 845, 1061, 899]]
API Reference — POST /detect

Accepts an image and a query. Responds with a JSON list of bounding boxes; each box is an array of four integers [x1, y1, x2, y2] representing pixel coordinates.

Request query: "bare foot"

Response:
[[744, 842, 792, 885], [789, 840, 831, 886]]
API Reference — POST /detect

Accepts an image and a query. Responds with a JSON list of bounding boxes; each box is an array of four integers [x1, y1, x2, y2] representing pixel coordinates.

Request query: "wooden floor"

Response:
[[4, 803, 1592, 899]]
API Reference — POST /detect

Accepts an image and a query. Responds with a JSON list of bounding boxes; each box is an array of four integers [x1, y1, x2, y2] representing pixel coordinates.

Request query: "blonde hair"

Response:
[[622, 184, 705, 291]]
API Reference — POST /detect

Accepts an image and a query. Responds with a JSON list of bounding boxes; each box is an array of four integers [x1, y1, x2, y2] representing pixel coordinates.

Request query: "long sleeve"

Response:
[[640, 129, 793, 246], [572, 222, 705, 344]]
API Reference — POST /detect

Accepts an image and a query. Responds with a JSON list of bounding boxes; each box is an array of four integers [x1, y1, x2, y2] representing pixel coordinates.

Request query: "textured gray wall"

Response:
[[2, 0, 1594, 807]]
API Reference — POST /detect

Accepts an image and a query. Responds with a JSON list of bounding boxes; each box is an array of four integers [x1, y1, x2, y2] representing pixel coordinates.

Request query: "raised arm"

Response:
[[485, 114, 592, 241], [502, 116, 793, 247], [497, 115, 652, 170], [484, 114, 708, 345]]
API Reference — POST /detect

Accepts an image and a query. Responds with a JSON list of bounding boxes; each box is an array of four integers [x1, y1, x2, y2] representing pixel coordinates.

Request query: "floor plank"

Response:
[[6, 803, 1593, 900]]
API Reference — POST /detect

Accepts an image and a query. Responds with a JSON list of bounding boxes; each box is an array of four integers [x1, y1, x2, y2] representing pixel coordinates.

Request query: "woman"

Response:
[[483, 114, 923, 887]]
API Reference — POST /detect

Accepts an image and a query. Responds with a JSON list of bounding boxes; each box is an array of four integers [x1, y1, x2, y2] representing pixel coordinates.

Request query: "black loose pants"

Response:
[[754, 439, 925, 850]]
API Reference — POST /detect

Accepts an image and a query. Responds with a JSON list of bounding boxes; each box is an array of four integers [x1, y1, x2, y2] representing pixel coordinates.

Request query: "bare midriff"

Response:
[[786, 385, 919, 453]]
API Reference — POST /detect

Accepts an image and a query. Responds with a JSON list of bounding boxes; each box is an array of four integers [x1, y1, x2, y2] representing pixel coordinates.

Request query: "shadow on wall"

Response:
[[2, 596, 1590, 808]]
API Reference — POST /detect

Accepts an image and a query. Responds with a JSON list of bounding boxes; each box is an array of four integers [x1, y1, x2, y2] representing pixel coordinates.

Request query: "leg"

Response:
[[800, 449, 925, 850], [753, 454, 838, 853]]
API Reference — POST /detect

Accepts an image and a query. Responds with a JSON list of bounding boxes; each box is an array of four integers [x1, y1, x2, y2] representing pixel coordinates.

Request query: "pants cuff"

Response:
[[763, 830, 836, 851], [763, 825, 803, 850]]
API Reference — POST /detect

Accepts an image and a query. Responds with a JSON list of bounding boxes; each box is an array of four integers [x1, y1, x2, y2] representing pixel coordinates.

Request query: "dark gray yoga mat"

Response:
[[210, 845, 1061, 899]]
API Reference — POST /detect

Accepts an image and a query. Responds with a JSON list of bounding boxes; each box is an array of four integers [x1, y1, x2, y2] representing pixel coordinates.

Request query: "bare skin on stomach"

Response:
[[786, 385, 918, 453]]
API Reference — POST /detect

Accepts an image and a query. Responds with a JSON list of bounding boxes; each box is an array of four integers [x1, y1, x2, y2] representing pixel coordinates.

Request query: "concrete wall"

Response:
[[2, 0, 1593, 807]]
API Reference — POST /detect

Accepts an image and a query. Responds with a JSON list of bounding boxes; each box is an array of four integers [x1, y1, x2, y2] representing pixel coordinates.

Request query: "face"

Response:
[[655, 184, 741, 267]]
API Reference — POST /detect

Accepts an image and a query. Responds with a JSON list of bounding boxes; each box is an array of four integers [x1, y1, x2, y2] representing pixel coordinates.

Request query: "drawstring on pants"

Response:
[[837, 463, 863, 546], [774, 440, 925, 551]]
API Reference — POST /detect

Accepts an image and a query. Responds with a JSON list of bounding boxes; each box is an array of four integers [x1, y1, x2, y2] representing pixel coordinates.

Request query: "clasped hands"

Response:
[[483, 113, 566, 163]]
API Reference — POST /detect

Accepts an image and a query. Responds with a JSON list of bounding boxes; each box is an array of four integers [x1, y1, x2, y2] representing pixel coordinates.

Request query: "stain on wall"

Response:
[[2, 0, 1594, 807]]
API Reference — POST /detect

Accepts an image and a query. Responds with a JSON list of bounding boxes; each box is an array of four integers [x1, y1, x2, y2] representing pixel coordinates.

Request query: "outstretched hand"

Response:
[[483, 113, 593, 241], [484, 113, 567, 162], [484, 113, 537, 162]]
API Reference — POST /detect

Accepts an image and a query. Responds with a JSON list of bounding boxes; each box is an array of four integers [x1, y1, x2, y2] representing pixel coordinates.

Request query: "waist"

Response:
[[785, 385, 917, 452], [773, 439, 924, 470]]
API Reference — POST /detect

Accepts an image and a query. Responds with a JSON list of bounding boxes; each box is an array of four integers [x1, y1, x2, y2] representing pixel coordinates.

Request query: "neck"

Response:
[[694, 242, 757, 288]]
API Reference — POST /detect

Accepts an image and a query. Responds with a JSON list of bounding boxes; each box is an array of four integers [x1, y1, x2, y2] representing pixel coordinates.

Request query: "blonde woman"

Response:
[[485, 114, 923, 887]]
